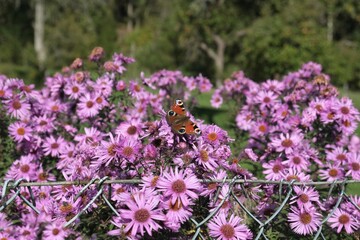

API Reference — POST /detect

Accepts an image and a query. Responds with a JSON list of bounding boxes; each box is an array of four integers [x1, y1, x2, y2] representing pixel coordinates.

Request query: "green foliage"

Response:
[[0, 104, 17, 178], [0, 0, 359, 86]]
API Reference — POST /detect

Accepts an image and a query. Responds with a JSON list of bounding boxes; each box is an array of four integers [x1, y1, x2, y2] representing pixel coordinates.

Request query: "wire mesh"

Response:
[[1, 178, 359, 239]]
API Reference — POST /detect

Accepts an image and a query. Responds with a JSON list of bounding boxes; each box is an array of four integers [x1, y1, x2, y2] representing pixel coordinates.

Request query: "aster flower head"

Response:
[[263, 159, 285, 181], [63, 80, 85, 99], [208, 213, 253, 240], [120, 189, 165, 237], [327, 208, 359, 234], [290, 186, 320, 210], [42, 135, 66, 157], [8, 121, 32, 142], [42, 220, 70, 240], [116, 119, 143, 139], [270, 130, 303, 155], [201, 124, 229, 146], [116, 137, 141, 163], [211, 89, 224, 108], [288, 206, 322, 235], [5, 155, 38, 181], [4, 96, 31, 119], [333, 97, 359, 122], [157, 167, 201, 207], [194, 141, 219, 171], [318, 163, 345, 181], [283, 153, 310, 172], [77, 93, 100, 118], [346, 152, 360, 180]]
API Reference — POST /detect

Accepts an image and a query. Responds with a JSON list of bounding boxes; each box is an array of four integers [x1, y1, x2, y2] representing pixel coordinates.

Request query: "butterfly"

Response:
[[166, 99, 201, 135]]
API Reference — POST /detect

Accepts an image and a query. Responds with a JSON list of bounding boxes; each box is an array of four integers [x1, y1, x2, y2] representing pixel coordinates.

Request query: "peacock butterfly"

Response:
[[166, 99, 201, 135]]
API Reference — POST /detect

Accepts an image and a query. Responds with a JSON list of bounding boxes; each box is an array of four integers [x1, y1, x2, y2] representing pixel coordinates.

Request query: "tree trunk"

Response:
[[200, 34, 226, 81], [34, 0, 46, 70], [127, 2, 134, 32]]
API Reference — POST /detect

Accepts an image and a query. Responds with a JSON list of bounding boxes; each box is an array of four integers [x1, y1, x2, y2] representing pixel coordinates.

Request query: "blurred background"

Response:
[[0, 0, 359, 89]]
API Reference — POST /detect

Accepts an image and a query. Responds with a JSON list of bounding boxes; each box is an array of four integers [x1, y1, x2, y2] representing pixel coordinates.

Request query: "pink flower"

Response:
[[63, 80, 85, 99], [346, 153, 360, 180], [319, 164, 344, 181], [4, 97, 30, 119], [270, 131, 303, 154], [120, 190, 165, 236], [77, 93, 99, 118], [5, 155, 38, 181], [333, 97, 359, 122], [8, 121, 32, 142], [42, 220, 70, 240], [283, 153, 309, 172], [208, 213, 252, 240], [326, 146, 348, 164], [256, 90, 278, 108], [157, 167, 201, 207], [290, 186, 320, 210], [327, 208, 359, 233], [42, 135, 66, 157], [211, 89, 223, 108], [288, 206, 321, 235], [263, 159, 285, 181]]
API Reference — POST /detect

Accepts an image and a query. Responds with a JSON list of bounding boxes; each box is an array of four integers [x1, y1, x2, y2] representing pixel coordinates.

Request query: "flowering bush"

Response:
[[212, 63, 360, 237], [0, 47, 359, 239]]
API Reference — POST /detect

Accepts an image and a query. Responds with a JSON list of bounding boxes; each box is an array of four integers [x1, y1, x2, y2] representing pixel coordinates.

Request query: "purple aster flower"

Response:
[[161, 198, 193, 228], [318, 163, 344, 181], [282, 168, 311, 182], [8, 121, 32, 142], [63, 80, 85, 99], [42, 220, 70, 240], [346, 152, 360, 180], [77, 93, 99, 118], [263, 159, 285, 181], [116, 138, 141, 163], [251, 120, 269, 137], [209, 184, 232, 214], [157, 167, 201, 207], [194, 141, 219, 171], [256, 90, 279, 109], [290, 186, 320, 210], [92, 133, 121, 168], [270, 131, 303, 155], [74, 127, 104, 147], [16, 224, 38, 240], [5, 155, 38, 181], [42, 135, 66, 157], [201, 124, 229, 146], [333, 97, 359, 122], [33, 115, 56, 133], [95, 75, 114, 97], [116, 119, 143, 139], [327, 208, 359, 233], [236, 108, 255, 131], [211, 89, 224, 108], [283, 153, 309, 172], [326, 146, 348, 164], [120, 190, 165, 237], [261, 79, 284, 94], [4, 96, 31, 119], [287, 206, 321, 235], [208, 212, 252, 240]]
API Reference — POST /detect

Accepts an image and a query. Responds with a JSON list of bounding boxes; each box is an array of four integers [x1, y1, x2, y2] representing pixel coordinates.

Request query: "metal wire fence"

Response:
[[1, 178, 360, 239]]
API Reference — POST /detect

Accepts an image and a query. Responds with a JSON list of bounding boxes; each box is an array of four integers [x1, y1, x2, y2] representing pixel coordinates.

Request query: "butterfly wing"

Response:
[[166, 99, 201, 135]]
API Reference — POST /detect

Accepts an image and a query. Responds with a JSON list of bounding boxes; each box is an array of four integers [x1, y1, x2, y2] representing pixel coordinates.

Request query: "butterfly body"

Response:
[[166, 99, 201, 135]]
